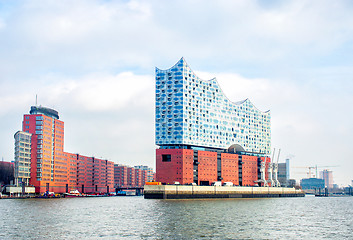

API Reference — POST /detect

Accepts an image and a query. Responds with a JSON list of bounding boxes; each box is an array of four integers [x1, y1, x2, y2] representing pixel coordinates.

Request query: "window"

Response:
[[162, 155, 171, 162]]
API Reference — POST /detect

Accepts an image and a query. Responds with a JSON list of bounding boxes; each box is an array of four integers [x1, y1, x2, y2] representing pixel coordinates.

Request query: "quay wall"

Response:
[[144, 185, 305, 199]]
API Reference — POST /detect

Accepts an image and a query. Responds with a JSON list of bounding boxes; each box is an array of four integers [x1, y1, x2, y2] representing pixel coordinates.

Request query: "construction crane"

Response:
[[313, 165, 340, 179], [292, 166, 316, 178], [292, 165, 339, 178]]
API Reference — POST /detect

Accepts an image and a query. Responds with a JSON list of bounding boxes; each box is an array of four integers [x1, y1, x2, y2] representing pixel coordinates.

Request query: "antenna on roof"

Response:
[[35, 94, 38, 106]]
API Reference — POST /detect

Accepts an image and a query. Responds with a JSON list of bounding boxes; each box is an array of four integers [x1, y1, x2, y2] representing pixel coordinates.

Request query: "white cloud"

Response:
[[0, 0, 353, 184]]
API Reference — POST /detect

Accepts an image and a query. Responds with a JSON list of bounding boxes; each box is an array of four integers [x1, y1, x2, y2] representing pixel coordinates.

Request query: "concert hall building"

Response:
[[155, 58, 272, 186]]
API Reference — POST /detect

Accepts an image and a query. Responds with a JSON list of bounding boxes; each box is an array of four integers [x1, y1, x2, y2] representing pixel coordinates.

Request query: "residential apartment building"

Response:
[[14, 131, 32, 186], [17, 105, 114, 194]]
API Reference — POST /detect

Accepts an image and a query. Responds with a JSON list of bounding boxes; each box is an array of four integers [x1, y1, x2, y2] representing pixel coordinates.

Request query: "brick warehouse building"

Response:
[[18, 106, 114, 194], [114, 164, 152, 188], [155, 58, 272, 186]]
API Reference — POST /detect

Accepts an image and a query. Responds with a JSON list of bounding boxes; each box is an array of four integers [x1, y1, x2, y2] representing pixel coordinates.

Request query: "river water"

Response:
[[0, 195, 352, 239]]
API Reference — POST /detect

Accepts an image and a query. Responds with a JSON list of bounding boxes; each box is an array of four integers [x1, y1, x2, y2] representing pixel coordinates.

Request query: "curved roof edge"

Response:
[[155, 57, 186, 72], [156, 58, 271, 114], [30, 106, 59, 119]]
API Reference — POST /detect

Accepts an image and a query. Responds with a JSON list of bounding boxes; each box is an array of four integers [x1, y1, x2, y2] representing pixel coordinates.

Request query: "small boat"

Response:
[[63, 189, 83, 198]]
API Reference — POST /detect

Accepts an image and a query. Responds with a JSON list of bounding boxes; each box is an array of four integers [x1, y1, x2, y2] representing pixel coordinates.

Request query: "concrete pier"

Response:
[[144, 185, 305, 199]]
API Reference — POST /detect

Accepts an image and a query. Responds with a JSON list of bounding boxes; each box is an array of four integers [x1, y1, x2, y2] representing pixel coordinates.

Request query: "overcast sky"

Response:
[[1, 0, 352, 186]]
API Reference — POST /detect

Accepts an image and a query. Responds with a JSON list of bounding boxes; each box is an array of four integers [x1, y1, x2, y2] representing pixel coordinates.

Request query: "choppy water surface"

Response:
[[0, 195, 352, 239]]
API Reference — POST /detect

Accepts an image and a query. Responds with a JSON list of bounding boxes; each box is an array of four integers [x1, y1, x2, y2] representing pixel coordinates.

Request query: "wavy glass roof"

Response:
[[155, 58, 271, 154]]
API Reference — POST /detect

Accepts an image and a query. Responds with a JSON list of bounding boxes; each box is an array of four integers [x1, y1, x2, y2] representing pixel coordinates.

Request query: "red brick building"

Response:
[[221, 153, 239, 185], [114, 165, 128, 187], [197, 151, 217, 185], [156, 149, 193, 185], [19, 106, 114, 194], [156, 148, 271, 186], [75, 155, 114, 193], [241, 155, 258, 186], [114, 164, 153, 188]]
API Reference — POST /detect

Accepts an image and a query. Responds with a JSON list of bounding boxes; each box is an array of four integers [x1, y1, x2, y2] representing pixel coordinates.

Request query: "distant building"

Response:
[[278, 159, 290, 187], [14, 131, 32, 186], [114, 165, 129, 188], [288, 179, 296, 188], [134, 165, 154, 182], [75, 155, 114, 193], [0, 161, 14, 185], [320, 169, 333, 188], [127, 167, 136, 187], [114, 164, 155, 188], [300, 178, 325, 190]]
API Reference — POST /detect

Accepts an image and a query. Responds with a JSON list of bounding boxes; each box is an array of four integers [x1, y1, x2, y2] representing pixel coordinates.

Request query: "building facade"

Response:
[[114, 164, 154, 188], [0, 161, 14, 185], [155, 59, 272, 186], [300, 178, 325, 190], [14, 131, 32, 186], [19, 106, 114, 194], [278, 159, 290, 187], [22, 106, 67, 193], [155, 57, 271, 153], [320, 169, 333, 189], [134, 165, 154, 182]]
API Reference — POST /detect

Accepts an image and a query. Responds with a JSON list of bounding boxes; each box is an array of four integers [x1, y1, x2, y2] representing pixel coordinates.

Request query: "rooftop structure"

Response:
[[29, 106, 59, 119], [155, 58, 271, 154]]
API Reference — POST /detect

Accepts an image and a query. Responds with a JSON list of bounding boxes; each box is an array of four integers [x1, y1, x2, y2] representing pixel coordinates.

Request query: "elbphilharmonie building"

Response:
[[155, 58, 273, 186], [155, 57, 271, 154]]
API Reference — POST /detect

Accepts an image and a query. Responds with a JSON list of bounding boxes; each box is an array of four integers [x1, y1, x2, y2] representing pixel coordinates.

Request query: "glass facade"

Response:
[[155, 58, 271, 154]]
